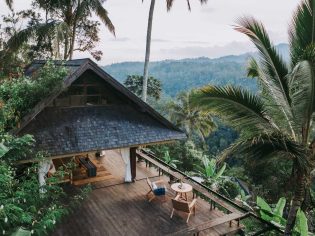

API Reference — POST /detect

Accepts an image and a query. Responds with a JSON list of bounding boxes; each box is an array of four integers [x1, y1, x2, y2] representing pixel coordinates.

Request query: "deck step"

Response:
[[72, 171, 112, 181], [73, 174, 115, 185]]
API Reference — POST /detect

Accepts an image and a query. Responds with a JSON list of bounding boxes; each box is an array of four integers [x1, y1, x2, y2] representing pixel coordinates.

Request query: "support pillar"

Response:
[[130, 147, 137, 181]]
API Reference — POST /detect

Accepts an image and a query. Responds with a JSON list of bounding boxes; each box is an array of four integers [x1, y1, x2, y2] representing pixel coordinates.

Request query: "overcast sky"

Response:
[[1, 0, 300, 65]]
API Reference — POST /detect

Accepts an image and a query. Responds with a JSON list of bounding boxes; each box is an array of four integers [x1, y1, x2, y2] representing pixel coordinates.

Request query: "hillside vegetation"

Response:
[[103, 44, 288, 96]]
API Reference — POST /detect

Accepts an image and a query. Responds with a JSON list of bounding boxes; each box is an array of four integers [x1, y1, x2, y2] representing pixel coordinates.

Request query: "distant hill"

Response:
[[102, 43, 289, 97]]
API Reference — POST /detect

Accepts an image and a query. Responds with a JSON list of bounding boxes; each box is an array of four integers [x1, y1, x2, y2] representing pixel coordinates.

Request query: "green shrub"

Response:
[[0, 62, 67, 132]]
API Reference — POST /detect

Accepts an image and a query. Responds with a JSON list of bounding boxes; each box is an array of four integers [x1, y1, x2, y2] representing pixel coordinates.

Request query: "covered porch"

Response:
[[51, 150, 244, 236]]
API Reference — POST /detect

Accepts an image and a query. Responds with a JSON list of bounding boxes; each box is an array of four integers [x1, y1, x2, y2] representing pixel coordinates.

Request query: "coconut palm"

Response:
[[192, 0, 315, 234], [3, 0, 115, 60], [141, 0, 208, 102], [168, 90, 216, 147]]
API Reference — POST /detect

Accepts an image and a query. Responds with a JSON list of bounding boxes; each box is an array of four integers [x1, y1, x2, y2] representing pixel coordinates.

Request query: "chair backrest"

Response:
[[146, 178, 153, 190], [171, 199, 190, 213]]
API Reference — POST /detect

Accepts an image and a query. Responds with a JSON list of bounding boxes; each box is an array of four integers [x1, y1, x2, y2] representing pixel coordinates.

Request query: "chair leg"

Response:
[[186, 212, 191, 223], [170, 209, 175, 219], [148, 195, 155, 202]]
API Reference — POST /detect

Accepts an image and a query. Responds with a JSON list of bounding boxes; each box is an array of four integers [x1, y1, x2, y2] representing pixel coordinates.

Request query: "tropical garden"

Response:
[[0, 0, 315, 235]]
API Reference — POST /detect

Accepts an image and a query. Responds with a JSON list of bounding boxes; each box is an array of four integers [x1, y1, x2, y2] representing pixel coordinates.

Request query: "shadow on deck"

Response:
[[52, 150, 242, 236]]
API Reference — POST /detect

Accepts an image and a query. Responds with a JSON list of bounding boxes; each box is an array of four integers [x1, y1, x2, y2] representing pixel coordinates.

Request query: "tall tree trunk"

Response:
[[69, 21, 77, 60], [142, 0, 155, 102], [63, 4, 72, 60], [284, 172, 306, 235], [64, 38, 69, 60], [69, 0, 80, 60]]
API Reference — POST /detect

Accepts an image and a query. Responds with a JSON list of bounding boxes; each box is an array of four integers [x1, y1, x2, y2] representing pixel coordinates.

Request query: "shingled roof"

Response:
[[17, 59, 186, 157]]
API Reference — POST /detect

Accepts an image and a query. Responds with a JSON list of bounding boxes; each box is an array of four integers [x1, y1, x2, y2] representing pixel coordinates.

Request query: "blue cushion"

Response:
[[153, 187, 166, 196]]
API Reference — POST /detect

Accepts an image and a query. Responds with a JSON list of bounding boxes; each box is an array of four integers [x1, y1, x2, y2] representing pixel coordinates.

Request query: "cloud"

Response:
[[181, 40, 210, 45], [152, 38, 172, 43], [109, 37, 131, 42], [158, 41, 256, 59], [201, 7, 216, 14]]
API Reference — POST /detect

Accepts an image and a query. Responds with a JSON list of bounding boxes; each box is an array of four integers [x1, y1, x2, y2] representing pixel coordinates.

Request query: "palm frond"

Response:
[[90, 0, 115, 36], [6, 21, 63, 53], [289, 60, 315, 142], [191, 85, 275, 134], [5, 0, 13, 10], [166, 0, 208, 11], [247, 57, 260, 78], [289, 0, 315, 65], [235, 17, 294, 137], [223, 133, 311, 174], [235, 17, 289, 91], [6, 27, 34, 52]]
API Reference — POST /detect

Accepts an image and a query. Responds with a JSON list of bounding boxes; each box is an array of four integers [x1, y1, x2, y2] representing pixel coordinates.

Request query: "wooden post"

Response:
[[130, 147, 137, 182]]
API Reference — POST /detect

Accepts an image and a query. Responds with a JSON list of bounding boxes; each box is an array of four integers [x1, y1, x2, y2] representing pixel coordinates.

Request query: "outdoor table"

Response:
[[171, 182, 193, 201]]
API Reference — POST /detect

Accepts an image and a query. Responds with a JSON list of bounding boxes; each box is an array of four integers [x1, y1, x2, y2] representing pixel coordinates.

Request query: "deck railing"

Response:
[[137, 148, 284, 236]]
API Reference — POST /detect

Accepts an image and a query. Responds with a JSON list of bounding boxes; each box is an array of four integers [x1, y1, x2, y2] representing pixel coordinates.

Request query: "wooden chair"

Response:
[[146, 177, 166, 202], [170, 195, 197, 223]]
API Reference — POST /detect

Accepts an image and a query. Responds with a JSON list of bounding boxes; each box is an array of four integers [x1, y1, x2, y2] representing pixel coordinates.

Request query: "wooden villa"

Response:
[[14, 59, 280, 235], [17, 58, 185, 186]]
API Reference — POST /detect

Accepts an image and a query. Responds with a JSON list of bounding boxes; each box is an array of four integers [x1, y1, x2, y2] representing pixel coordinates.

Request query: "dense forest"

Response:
[[103, 43, 289, 97]]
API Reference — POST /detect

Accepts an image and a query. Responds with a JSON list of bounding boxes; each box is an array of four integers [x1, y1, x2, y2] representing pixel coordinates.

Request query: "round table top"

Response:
[[171, 183, 193, 193]]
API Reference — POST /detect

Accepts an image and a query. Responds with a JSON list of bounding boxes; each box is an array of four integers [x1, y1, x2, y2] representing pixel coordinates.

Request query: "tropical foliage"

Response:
[[256, 196, 309, 235], [0, 0, 115, 76], [0, 136, 90, 236], [152, 141, 202, 171], [167, 90, 216, 147], [123, 75, 162, 100], [193, 156, 226, 185], [162, 151, 180, 169], [0, 62, 67, 132], [192, 0, 315, 233]]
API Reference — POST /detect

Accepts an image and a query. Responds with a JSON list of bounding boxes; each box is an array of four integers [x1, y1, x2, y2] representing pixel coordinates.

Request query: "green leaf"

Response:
[[289, 61, 315, 136], [256, 196, 273, 221], [294, 209, 309, 236], [11, 228, 31, 236], [214, 162, 226, 179], [273, 197, 286, 218], [272, 197, 286, 224], [192, 86, 272, 134], [0, 141, 10, 158]]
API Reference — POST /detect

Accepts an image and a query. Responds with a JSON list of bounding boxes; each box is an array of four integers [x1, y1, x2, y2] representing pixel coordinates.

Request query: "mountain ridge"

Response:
[[103, 43, 289, 96]]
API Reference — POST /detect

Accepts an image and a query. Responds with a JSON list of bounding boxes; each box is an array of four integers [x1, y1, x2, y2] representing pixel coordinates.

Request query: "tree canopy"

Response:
[[123, 75, 162, 100]]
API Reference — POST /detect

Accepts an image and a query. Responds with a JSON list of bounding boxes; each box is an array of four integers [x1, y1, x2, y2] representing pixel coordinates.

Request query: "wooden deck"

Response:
[[51, 150, 243, 236]]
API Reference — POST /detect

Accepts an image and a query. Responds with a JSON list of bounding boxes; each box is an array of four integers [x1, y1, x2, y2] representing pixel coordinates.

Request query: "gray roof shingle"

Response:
[[20, 105, 186, 156]]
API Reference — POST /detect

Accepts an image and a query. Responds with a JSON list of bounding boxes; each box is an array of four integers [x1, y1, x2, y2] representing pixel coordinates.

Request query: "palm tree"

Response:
[[168, 90, 216, 148], [141, 0, 208, 102], [191, 0, 315, 234], [3, 0, 115, 60]]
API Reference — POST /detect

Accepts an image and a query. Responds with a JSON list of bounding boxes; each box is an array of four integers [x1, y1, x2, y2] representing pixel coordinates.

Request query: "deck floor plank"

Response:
[[51, 150, 242, 236]]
